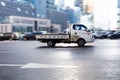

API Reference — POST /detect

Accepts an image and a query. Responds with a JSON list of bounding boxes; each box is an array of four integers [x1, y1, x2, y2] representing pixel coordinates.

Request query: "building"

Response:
[[31, 0, 47, 18], [82, 0, 94, 14], [55, 0, 64, 6], [0, 0, 67, 32], [29, 0, 68, 31], [64, 7, 76, 24], [75, 0, 83, 11], [0, 0, 35, 25], [0, 16, 61, 33], [46, 0, 56, 9], [75, 0, 93, 15], [117, 0, 120, 29], [0, 0, 35, 18], [47, 9, 67, 31], [47, 0, 67, 31], [46, 0, 67, 31], [74, 0, 94, 29]]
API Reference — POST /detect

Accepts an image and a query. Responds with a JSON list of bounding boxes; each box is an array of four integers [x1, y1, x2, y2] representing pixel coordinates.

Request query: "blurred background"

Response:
[[0, 0, 120, 40]]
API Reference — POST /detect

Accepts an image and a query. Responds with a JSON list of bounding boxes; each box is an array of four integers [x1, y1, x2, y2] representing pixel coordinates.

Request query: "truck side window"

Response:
[[81, 26, 87, 31], [73, 25, 87, 31], [73, 25, 81, 30]]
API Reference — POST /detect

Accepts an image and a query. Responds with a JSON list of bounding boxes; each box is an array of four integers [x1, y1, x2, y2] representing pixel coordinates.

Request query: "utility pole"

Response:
[[108, 21, 111, 31], [50, 25, 53, 33]]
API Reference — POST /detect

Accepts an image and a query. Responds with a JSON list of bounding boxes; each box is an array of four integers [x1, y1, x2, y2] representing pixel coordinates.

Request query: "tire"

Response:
[[77, 39, 85, 47], [9, 38, 13, 41], [23, 38, 27, 40], [110, 37, 115, 39], [47, 40, 55, 47]]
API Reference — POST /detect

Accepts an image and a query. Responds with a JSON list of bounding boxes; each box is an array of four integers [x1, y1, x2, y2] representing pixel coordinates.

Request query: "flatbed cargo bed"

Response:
[[36, 34, 70, 40]]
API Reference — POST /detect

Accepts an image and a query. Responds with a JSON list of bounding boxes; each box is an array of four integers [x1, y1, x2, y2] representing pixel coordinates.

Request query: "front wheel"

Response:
[[47, 40, 55, 47], [23, 38, 27, 40], [77, 39, 85, 47]]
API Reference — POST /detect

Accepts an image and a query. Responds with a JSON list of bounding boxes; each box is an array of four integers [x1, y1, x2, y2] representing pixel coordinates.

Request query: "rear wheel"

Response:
[[77, 39, 85, 47], [47, 40, 55, 47]]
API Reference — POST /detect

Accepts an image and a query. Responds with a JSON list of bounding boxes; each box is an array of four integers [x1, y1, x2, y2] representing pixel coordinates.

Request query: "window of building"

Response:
[[27, 27, 33, 32], [39, 1, 41, 4], [13, 19, 20, 23], [1, 25, 3, 32], [17, 7, 21, 12], [39, 27, 50, 32], [41, 15, 45, 18], [30, 3, 35, 9], [25, 10, 29, 14], [37, 14, 40, 17], [12, 26, 33, 32], [32, 13, 35, 16], [5, 25, 7, 32], [1, 1, 6, 6]]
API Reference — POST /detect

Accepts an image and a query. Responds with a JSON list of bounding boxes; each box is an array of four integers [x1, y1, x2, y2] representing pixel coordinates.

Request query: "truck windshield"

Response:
[[73, 24, 87, 31]]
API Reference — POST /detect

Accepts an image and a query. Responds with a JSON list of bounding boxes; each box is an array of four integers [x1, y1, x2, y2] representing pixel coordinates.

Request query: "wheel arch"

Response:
[[77, 38, 86, 43]]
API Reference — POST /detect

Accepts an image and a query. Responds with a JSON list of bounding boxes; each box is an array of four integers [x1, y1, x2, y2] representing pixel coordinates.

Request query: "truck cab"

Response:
[[70, 24, 94, 43]]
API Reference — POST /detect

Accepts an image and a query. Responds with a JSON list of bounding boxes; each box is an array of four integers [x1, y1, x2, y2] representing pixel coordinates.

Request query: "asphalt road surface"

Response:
[[0, 39, 120, 80]]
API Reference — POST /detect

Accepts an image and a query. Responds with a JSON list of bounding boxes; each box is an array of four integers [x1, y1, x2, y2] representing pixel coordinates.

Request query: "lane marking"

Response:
[[0, 41, 15, 43], [0, 52, 16, 54], [0, 63, 80, 69], [0, 64, 23, 67], [21, 63, 79, 69]]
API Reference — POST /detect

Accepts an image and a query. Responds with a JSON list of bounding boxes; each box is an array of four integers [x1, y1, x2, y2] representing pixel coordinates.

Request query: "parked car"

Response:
[[107, 31, 116, 38], [99, 31, 115, 39], [22, 32, 42, 40], [109, 31, 120, 39], [0, 32, 19, 41], [99, 34, 108, 39]]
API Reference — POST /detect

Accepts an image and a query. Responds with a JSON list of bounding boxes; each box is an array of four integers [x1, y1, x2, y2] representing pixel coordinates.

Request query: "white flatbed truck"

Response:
[[36, 24, 95, 47]]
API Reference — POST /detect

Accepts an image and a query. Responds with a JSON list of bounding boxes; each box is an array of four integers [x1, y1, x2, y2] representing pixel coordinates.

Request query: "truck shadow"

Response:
[[37, 45, 94, 49]]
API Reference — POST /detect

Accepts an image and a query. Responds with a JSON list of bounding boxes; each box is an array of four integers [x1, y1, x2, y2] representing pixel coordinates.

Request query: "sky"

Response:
[[94, 0, 117, 30]]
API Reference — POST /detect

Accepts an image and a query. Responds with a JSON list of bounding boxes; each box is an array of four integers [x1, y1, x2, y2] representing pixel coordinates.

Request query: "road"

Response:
[[0, 39, 120, 80]]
